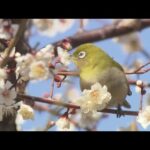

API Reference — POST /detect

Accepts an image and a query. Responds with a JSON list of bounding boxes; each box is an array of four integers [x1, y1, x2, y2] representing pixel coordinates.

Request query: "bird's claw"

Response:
[[116, 105, 125, 118]]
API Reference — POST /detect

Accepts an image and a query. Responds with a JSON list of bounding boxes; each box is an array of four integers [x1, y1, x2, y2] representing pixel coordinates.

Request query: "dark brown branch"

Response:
[[100, 109, 138, 116], [17, 94, 80, 109], [17, 94, 138, 116], [53, 19, 150, 49]]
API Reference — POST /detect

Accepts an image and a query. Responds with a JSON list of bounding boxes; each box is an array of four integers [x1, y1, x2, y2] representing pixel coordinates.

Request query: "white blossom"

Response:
[[29, 61, 49, 80], [137, 106, 150, 129], [58, 19, 75, 33], [55, 117, 70, 130], [136, 80, 143, 86], [17, 103, 34, 120], [0, 21, 19, 40], [32, 19, 60, 37], [0, 68, 7, 80], [132, 59, 143, 69], [116, 19, 140, 29], [135, 86, 141, 93], [36, 44, 54, 62], [15, 113, 25, 131], [76, 82, 111, 115], [15, 53, 34, 81], [32, 19, 75, 37], [113, 32, 143, 53], [79, 112, 102, 128], [0, 81, 16, 106], [57, 47, 71, 66], [135, 80, 143, 93]]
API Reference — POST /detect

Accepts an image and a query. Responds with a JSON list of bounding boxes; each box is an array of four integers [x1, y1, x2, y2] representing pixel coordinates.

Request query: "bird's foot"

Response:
[[116, 105, 125, 118]]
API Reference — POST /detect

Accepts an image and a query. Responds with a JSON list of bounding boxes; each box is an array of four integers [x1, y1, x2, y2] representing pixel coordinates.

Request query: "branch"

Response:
[[126, 62, 150, 74], [57, 71, 79, 76], [17, 94, 138, 116], [128, 79, 150, 88], [0, 19, 28, 67], [57, 61, 150, 77], [53, 19, 150, 49]]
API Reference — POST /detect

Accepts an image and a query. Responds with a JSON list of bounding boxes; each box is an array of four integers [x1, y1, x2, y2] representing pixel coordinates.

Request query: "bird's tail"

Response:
[[122, 100, 131, 108]]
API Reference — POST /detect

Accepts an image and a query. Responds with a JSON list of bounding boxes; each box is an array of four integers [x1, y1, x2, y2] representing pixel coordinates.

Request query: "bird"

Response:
[[71, 43, 132, 117]]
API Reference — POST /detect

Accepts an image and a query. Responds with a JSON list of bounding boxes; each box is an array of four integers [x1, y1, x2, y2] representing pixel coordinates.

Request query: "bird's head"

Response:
[[71, 43, 104, 70]]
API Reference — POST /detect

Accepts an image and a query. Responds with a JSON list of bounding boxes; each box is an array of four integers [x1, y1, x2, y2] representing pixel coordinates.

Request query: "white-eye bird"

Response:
[[71, 43, 132, 117]]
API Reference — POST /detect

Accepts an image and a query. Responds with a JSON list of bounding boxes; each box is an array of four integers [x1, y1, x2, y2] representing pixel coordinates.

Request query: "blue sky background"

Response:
[[21, 19, 150, 131]]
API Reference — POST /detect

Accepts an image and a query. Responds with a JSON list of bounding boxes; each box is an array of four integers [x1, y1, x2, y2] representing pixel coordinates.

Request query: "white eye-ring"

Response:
[[78, 51, 86, 59]]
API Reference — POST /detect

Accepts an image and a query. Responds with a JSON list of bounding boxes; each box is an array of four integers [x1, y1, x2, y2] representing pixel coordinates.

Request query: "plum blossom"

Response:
[[137, 106, 150, 129]]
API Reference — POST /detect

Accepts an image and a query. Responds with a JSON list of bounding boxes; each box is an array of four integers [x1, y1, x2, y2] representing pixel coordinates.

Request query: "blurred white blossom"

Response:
[[57, 47, 71, 66], [0, 81, 17, 122], [0, 81, 16, 106], [35, 44, 54, 62], [76, 82, 111, 116], [113, 32, 143, 53], [136, 80, 143, 86], [0, 20, 18, 40], [79, 112, 102, 129], [135, 86, 141, 93], [15, 113, 25, 131], [17, 102, 34, 120], [55, 117, 70, 131], [58, 19, 75, 33], [117, 19, 140, 28], [32, 19, 75, 37], [67, 88, 80, 102], [117, 121, 138, 131], [135, 80, 143, 93], [137, 106, 150, 129], [132, 59, 144, 69]]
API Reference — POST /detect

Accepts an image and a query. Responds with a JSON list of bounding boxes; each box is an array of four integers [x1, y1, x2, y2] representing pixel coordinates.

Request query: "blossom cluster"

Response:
[[32, 19, 75, 37], [15, 44, 71, 82], [76, 82, 111, 115], [112, 19, 143, 53], [0, 44, 70, 130]]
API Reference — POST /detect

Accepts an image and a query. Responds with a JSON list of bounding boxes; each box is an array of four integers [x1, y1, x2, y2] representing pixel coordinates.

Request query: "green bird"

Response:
[[71, 43, 132, 117]]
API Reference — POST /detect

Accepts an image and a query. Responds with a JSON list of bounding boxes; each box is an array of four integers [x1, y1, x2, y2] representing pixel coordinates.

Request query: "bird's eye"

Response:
[[78, 51, 86, 59]]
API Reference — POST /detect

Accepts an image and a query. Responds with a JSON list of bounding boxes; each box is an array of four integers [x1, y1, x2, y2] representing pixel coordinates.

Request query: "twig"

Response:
[[126, 61, 150, 74], [49, 78, 55, 98], [17, 94, 139, 116], [128, 79, 150, 88], [140, 94, 143, 111]]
